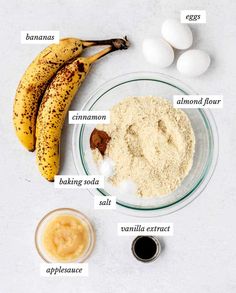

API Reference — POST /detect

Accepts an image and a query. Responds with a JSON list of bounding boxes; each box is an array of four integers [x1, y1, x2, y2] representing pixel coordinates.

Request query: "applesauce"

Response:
[[42, 214, 89, 262]]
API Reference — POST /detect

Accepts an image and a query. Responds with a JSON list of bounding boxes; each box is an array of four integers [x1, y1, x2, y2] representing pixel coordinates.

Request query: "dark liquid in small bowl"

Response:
[[132, 236, 161, 262]]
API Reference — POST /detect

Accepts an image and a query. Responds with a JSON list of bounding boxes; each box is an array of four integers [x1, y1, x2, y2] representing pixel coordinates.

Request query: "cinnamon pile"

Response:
[[90, 128, 111, 155]]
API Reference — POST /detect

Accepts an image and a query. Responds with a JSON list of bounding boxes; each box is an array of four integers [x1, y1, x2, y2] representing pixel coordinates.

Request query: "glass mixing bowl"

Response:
[[72, 72, 218, 217]]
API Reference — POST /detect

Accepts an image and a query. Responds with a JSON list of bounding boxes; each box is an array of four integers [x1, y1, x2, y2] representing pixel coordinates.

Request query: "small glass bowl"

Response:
[[72, 72, 219, 217], [35, 208, 95, 263]]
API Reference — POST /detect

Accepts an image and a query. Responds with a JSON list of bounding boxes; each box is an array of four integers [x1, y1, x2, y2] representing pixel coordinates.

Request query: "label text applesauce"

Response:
[[41, 263, 88, 277]]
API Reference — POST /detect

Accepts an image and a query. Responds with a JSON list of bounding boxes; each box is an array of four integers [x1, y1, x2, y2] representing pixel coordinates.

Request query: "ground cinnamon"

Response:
[[90, 128, 111, 155]]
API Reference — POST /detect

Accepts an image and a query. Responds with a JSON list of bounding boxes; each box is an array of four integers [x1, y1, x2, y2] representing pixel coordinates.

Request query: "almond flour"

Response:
[[92, 96, 195, 197]]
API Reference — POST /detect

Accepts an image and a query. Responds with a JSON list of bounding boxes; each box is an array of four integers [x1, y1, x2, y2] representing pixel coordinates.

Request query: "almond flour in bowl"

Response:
[[91, 96, 195, 197], [73, 72, 218, 216]]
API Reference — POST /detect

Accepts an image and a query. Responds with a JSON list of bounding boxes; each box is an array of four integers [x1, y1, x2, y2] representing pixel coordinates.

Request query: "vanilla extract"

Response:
[[131, 236, 161, 262]]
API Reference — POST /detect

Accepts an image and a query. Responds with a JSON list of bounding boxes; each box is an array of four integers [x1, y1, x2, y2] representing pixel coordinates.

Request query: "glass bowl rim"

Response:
[[72, 71, 219, 217]]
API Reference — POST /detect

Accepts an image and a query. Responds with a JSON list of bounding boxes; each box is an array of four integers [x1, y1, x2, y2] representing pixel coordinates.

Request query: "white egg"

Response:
[[99, 158, 115, 178], [177, 49, 211, 77], [161, 19, 193, 50], [142, 38, 174, 68], [119, 180, 137, 196]]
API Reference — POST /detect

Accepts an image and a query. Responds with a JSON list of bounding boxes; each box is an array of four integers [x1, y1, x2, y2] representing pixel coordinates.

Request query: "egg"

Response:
[[119, 180, 137, 196], [99, 157, 115, 178], [177, 49, 211, 77], [161, 19, 193, 50], [142, 38, 174, 68]]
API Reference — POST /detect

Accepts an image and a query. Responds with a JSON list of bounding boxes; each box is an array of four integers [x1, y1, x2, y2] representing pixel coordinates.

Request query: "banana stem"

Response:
[[82, 36, 130, 49], [87, 36, 130, 64]]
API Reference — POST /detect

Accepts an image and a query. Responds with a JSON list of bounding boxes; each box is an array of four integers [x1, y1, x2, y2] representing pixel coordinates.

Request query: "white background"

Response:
[[0, 0, 236, 292]]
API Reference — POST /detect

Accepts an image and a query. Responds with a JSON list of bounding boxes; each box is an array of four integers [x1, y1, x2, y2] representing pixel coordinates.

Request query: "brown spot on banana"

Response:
[[13, 37, 128, 151], [36, 37, 129, 181]]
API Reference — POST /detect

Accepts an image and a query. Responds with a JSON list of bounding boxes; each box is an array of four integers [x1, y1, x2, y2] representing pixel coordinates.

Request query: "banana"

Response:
[[13, 37, 122, 151], [36, 37, 129, 181]]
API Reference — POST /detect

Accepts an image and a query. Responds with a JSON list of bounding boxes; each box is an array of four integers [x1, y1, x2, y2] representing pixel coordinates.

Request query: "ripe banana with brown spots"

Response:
[[13, 37, 122, 151], [36, 37, 129, 181]]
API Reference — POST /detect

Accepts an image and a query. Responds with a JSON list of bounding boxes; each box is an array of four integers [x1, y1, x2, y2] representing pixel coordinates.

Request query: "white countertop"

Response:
[[1, 0, 236, 292]]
